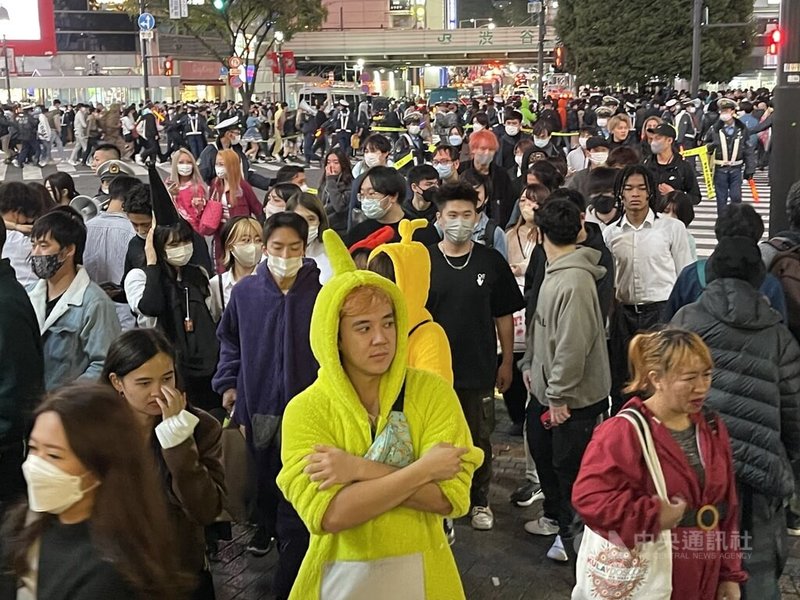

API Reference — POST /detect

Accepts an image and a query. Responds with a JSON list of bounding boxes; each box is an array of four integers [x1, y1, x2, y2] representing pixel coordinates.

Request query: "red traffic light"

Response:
[[767, 27, 782, 55], [164, 57, 174, 76]]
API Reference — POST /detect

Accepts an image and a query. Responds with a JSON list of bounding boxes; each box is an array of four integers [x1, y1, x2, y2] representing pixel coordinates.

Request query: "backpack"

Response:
[[767, 238, 800, 339], [480, 219, 498, 250]]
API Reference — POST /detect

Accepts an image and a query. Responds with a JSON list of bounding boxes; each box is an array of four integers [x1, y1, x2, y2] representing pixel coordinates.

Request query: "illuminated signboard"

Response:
[[389, 0, 413, 12], [0, 0, 57, 55]]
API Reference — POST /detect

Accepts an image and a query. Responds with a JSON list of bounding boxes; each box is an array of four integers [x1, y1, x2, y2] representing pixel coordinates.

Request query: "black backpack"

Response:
[[480, 219, 498, 250]]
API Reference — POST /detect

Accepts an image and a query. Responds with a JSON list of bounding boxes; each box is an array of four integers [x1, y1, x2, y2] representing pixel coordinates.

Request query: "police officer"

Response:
[[704, 98, 755, 216], [393, 109, 429, 176]]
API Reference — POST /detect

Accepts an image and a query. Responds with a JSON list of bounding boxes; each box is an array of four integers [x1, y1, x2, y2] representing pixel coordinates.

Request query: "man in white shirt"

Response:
[[0, 182, 45, 287], [603, 165, 693, 414]]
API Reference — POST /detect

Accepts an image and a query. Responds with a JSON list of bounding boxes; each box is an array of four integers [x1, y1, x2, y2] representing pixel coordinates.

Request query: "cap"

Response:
[[650, 123, 677, 139], [214, 116, 240, 131], [595, 106, 614, 118], [339, 99, 349, 107], [403, 109, 422, 124], [97, 159, 135, 181], [586, 136, 610, 151], [718, 98, 738, 110], [602, 95, 619, 106], [493, 95, 504, 104], [665, 99, 678, 108], [624, 101, 636, 110], [148, 162, 181, 226]]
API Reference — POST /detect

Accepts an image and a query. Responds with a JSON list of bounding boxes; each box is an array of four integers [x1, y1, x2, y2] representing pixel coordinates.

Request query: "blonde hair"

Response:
[[625, 328, 713, 397], [641, 116, 664, 141], [168, 148, 206, 196], [607, 114, 631, 132], [340, 285, 394, 319], [221, 216, 262, 269], [217, 149, 243, 205]]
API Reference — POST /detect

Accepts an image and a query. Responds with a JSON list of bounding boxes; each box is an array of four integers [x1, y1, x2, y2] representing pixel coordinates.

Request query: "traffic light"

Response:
[[767, 28, 781, 55], [213, 0, 226, 9], [163, 56, 173, 76], [554, 45, 565, 73]]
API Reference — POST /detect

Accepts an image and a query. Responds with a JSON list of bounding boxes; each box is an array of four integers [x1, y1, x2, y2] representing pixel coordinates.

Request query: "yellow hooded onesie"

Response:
[[277, 229, 483, 600], [368, 219, 454, 385]]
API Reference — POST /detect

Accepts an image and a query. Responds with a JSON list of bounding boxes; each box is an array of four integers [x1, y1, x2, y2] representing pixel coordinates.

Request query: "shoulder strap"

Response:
[[483, 219, 498, 249], [391, 380, 406, 412], [409, 319, 431, 337], [618, 408, 669, 501], [696, 259, 707, 289], [217, 275, 225, 311]]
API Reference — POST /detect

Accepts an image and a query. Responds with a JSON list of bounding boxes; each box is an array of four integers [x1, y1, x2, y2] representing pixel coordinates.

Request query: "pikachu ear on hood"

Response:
[[398, 219, 429, 245], [323, 229, 357, 275]]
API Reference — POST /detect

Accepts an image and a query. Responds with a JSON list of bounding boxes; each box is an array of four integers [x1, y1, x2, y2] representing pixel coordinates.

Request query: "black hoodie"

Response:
[[523, 221, 614, 327]]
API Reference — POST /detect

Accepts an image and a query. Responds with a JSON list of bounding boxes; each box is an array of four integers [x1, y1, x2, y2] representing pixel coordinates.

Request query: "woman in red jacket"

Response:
[[572, 329, 747, 600], [202, 148, 264, 272]]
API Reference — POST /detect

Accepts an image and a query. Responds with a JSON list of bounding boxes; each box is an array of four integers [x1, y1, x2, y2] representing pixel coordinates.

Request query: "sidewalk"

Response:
[[211, 401, 800, 599]]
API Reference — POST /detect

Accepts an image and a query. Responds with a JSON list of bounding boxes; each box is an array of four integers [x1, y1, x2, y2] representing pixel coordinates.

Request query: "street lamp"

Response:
[[0, 7, 11, 103], [274, 30, 285, 102]]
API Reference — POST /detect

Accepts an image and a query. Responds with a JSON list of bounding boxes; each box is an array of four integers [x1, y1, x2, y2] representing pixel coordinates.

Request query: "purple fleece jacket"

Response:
[[213, 260, 321, 427]]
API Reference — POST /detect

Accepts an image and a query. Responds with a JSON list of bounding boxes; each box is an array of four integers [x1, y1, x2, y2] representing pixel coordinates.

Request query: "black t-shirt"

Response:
[[344, 218, 440, 248], [38, 519, 136, 600], [403, 199, 438, 224], [45, 294, 63, 318], [426, 242, 524, 390]]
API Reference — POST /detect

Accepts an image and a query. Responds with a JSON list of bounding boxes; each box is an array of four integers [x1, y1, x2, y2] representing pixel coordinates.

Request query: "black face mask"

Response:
[[421, 186, 438, 204], [590, 194, 618, 216]]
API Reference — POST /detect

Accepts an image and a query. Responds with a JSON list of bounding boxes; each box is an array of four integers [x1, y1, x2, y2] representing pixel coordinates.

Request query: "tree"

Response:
[[555, 0, 753, 88], [123, 0, 326, 108]]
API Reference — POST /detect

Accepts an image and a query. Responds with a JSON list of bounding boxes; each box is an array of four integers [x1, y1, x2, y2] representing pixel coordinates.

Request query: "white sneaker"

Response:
[[524, 516, 559, 536], [547, 535, 569, 562], [470, 506, 494, 530], [38, 161, 47, 168]]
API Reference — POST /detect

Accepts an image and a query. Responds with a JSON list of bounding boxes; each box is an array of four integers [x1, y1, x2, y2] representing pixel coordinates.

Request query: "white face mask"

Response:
[[360, 196, 390, 220], [300, 184, 309, 193], [448, 135, 463, 146], [268, 254, 303, 280], [505, 125, 520, 137], [307, 225, 319, 244], [215, 165, 226, 178], [265, 201, 284, 217], [443, 218, 475, 244], [364, 152, 382, 168], [596, 118, 608, 128], [472, 123, 484, 132], [434, 163, 453, 179], [229, 135, 241, 145], [22, 454, 99, 514], [589, 152, 609, 165], [165, 243, 193, 267], [578, 137, 589, 149], [408, 124, 421, 135], [177, 164, 193, 177], [230, 242, 261, 268], [533, 136, 551, 148], [720, 112, 734, 123], [514, 155, 523, 167]]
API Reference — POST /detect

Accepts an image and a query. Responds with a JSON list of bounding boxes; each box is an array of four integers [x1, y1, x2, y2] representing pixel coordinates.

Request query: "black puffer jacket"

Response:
[[671, 277, 800, 499]]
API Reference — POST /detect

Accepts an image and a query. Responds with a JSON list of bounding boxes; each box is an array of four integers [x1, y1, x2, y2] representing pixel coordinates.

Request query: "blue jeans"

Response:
[[714, 165, 743, 215]]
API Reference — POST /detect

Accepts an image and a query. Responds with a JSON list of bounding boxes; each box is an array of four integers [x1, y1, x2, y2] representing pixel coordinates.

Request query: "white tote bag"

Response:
[[572, 408, 673, 600]]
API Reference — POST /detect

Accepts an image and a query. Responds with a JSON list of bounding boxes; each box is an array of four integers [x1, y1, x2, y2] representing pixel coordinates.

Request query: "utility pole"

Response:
[[690, 0, 702, 95], [537, 2, 545, 101], [769, 0, 800, 236], [140, 0, 150, 101]]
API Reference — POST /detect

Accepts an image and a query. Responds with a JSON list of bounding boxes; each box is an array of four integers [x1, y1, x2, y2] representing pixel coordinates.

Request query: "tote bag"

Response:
[[572, 408, 673, 600]]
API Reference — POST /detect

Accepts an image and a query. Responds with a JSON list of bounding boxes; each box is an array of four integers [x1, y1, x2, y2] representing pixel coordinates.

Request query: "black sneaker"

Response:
[[510, 481, 545, 507], [788, 511, 800, 536], [246, 526, 275, 556]]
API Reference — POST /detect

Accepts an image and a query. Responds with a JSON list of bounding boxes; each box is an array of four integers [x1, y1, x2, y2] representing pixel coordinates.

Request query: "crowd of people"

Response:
[[0, 82, 793, 600]]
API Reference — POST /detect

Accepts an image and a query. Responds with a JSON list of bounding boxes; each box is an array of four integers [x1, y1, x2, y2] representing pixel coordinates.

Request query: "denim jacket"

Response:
[[28, 267, 121, 390]]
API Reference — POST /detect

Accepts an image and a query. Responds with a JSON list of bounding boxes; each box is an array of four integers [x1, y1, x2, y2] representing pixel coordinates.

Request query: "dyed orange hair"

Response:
[[468, 129, 499, 153], [217, 149, 243, 206]]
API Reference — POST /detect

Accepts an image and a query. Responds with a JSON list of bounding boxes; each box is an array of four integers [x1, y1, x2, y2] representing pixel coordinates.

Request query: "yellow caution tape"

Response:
[[681, 145, 715, 201], [372, 126, 408, 132], [394, 152, 415, 170]]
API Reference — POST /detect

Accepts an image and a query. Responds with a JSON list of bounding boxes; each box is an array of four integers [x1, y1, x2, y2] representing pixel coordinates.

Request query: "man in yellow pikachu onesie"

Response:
[[277, 229, 483, 600], [367, 218, 453, 384]]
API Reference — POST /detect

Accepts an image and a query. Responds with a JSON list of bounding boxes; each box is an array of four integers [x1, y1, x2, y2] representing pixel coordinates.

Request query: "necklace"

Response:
[[439, 242, 474, 270]]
